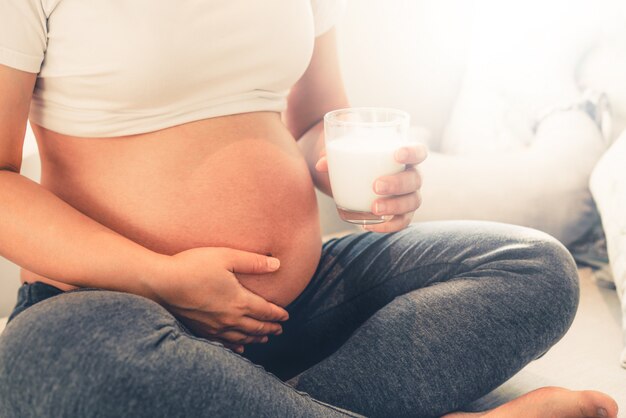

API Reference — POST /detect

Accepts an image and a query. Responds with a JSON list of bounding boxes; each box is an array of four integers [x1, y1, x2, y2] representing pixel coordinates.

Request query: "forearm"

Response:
[[297, 121, 332, 196], [0, 170, 165, 300]]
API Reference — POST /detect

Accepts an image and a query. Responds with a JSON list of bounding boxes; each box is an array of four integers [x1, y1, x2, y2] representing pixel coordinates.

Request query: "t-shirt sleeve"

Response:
[[0, 0, 48, 73], [310, 0, 347, 37]]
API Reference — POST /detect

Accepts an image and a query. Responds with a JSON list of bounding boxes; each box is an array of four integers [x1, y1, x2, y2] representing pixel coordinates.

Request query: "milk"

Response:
[[326, 135, 406, 213]]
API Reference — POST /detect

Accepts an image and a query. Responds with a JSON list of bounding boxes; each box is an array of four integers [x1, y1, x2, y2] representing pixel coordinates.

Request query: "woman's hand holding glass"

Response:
[[316, 143, 427, 233], [146, 247, 289, 354]]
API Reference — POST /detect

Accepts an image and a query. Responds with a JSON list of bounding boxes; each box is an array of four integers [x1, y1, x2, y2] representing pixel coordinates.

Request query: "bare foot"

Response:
[[443, 387, 618, 418]]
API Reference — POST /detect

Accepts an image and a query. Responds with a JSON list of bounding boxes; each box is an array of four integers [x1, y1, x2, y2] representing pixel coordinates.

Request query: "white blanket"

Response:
[[590, 130, 626, 368]]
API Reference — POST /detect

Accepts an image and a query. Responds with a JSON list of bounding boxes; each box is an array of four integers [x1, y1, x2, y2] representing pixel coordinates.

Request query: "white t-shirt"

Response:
[[0, 0, 346, 137]]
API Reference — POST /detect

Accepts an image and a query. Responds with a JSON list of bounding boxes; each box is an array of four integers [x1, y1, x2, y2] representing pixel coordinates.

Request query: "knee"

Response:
[[5, 290, 173, 342], [0, 289, 165, 361], [521, 232, 580, 337], [474, 223, 580, 340], [528, 233, 579, 297], [3, 290, 180, 359], [0, 291, 180, 415]]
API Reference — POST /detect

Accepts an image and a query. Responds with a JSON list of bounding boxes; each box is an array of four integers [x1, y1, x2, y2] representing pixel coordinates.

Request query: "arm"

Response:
[[0, 65, 162, 298], [0, 64, 287, 352], [286, 30, 428, 233], [286, 29, 349, 196]]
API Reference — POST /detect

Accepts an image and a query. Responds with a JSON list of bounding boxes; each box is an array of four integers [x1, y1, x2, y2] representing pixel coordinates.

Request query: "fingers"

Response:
[[374, 167, 422, 196], [214, 340, 246, 354], [211, 340, 245, 354], [192, 315, 282, 338], [210, 318, 284, 354], [364, 213, 413, 233], [319, 143, 427, 174], [223, 248, 280, 275], [227, 344, 245, 354], [215, 330, 270, 345], [372, 191, 422, 217], [181, 310, 284, 353], [234, 316, 283, 336], [243, 291, 289, 322], [394, 143, 428, 165], [315, 155, 328, 172], [363, 145, 425, 234]]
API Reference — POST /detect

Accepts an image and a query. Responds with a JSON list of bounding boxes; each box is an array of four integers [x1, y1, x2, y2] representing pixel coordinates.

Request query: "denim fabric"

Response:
[[8, 279, 64, 322], [0, 221, 579, 417]]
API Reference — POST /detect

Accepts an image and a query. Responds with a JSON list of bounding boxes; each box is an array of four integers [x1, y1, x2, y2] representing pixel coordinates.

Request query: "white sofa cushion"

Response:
[[589, 130, 626, 368], [433, 1, 610, 247]]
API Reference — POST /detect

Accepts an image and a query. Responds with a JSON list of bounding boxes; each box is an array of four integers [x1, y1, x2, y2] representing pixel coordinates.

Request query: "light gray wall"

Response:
[[337, 0, 472, 146], [0, 262, 21, 317]]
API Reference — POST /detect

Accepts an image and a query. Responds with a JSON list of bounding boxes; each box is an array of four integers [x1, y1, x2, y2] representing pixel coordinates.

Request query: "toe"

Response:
[[576, 390, 619, 418]]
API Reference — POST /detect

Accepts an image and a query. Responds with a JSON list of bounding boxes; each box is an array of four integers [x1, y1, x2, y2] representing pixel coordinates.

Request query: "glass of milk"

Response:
[[324, 107, 410, 225]]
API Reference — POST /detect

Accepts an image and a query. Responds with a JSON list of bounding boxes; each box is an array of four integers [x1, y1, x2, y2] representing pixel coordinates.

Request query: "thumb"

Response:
[[223, 249, 280, 275]]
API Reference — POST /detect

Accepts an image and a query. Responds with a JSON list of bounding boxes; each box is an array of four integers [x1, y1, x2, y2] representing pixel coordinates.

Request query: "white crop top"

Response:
[[0, 0, 346, 137]]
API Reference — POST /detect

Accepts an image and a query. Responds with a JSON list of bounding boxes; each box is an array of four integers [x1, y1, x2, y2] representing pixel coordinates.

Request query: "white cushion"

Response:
[[430, 1, 609, 247], [440, 0, 603, 155], [589, 129, 626, 368]]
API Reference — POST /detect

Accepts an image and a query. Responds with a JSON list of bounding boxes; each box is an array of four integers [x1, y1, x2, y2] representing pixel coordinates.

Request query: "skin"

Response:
[[0, 27, 617, 418], [444, 387, 619, 418]]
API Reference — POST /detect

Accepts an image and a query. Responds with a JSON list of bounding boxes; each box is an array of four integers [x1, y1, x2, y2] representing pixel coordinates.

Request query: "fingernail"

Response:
[[375, 202, 386, 214], [236, 346, 244, 354], [375, 181, 388, 194], [261, 336, 269, 343], [396, 148, 408, 161], [268, 257, 280, 270], [597, 408, 608, 417]]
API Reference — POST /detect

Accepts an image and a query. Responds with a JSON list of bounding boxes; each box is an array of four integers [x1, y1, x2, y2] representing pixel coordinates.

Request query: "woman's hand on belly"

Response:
[[149, 247, 290, 353]]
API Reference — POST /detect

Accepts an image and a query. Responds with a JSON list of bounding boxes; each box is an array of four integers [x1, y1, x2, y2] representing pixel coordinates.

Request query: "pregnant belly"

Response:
[[27, 115, 322, 307]]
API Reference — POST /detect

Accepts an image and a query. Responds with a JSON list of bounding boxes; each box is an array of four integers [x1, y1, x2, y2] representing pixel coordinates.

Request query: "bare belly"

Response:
[[22, 112, 322, 307]]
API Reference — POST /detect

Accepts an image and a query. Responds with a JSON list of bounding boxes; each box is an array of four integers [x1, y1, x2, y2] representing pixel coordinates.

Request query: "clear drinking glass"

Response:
[[324, 107, 410, 225]]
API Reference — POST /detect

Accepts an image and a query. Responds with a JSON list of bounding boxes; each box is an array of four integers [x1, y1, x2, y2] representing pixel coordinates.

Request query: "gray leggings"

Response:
[[0, 221, 579, 418]]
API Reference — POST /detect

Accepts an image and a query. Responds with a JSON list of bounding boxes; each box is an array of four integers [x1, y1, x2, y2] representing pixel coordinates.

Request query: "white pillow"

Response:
[[590, 130, 626, 368], [440, 0, 600, 155], [431, 0, 614, 247]]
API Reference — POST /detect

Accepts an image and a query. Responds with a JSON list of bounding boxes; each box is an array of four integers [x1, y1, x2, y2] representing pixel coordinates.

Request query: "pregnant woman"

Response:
[[0, 1, 617, 417]]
